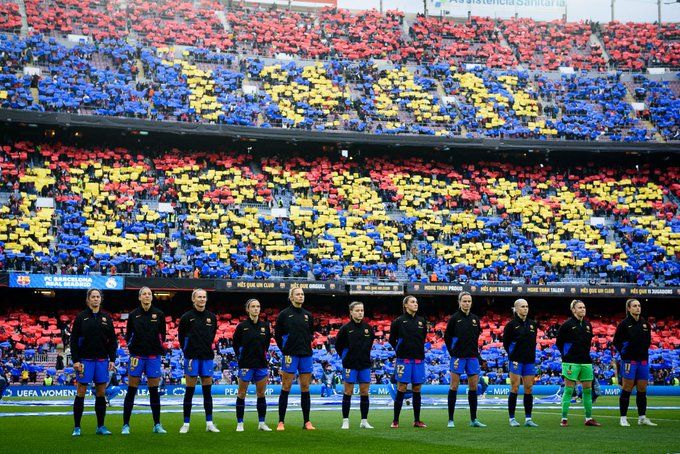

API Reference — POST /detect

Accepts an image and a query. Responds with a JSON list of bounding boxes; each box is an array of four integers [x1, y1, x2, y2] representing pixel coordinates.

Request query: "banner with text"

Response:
[[348, 282, 403, 295], [407, 282, 680, 298], [244, 0, 337, 8], [9, 273, 125, 290], [217, 280, 346, 294], [434, 0, 566, 11]]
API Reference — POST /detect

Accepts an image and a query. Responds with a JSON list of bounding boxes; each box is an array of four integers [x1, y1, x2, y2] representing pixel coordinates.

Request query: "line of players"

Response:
[[69, 286, 657, 435]]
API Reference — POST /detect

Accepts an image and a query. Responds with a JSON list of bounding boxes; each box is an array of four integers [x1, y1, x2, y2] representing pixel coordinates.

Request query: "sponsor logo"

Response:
[[16, 275, 31, 287], [105, 277, 118, 289]]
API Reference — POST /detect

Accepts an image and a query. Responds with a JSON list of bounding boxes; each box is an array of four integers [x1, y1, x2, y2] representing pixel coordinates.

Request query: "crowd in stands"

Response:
[[407, 15, 514, 68], [500, 18, 606, 71], [24, 0, 126, 41], [0, 32, 677, 141], [0, 2, 678, 141], [130, 0, 233, 51], [0, 1, 20, 33], [631, 75, 680, 141], [0, 141, 678, 286], [602, 22, 680, 71], [5, 2, 677, 70], [1, 306, 678, 387], [0, 2, 677, 390]]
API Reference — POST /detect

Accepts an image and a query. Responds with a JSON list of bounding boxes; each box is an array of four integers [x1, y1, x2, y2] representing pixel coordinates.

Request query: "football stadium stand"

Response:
[[0, 3, 676, 141], [0, 1, 678, 397], [0, 141, 678, 285]]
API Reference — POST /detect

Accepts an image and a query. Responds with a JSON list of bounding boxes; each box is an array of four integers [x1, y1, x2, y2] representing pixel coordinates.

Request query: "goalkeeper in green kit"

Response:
[[556, 300, 601, 427]]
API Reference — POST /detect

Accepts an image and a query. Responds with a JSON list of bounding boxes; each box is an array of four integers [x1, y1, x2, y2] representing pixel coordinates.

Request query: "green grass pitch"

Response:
[[0, 396, 678, 453]]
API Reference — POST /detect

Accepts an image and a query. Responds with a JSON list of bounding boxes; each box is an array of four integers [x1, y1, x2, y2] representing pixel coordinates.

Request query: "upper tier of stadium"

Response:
[[1, 140, 678, 286], [2, 1, 677, 70], [0, 2, 678, 141]]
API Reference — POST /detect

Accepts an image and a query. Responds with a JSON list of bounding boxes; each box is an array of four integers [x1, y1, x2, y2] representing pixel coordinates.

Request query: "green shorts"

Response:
[[562, 363, 594, 382]]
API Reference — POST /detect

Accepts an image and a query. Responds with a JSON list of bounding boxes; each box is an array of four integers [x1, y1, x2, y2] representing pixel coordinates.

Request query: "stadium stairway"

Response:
[[623, 87, 665, 142], [669, 81, 680, 98], [216, 10, 229, 32], [34, 351, 59, 385], [646, 120, 666, 142], [29, 87, 38, 106], [16, 0, 27, 37], [591, 32, 610, 65], [248, 159, 293, 209], [401, 14, 410, 36], [496, 29, 514, 61], [249, 160, 262, 178], [277, 191, 294, 210], [434, 79, 447, 102], [393, 251, 412, 281], [135, 57, 147, 83], [398, 239, 428, 281], [666, 188, 680, 207]]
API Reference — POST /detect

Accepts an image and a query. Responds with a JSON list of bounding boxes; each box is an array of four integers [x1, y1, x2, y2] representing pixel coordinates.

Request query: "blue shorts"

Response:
[[508, 361, 536, 377], [395, 359, 425, 385], [281, 355, 313, 375], [77, 359, 109, 384], [621, 360, 650, 381], [343, 368, 371, 384], [449, 357, 481, 376], [129, 356, 162, 379], [184, 359, 214, 377], [238, 368, 269, 383]]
